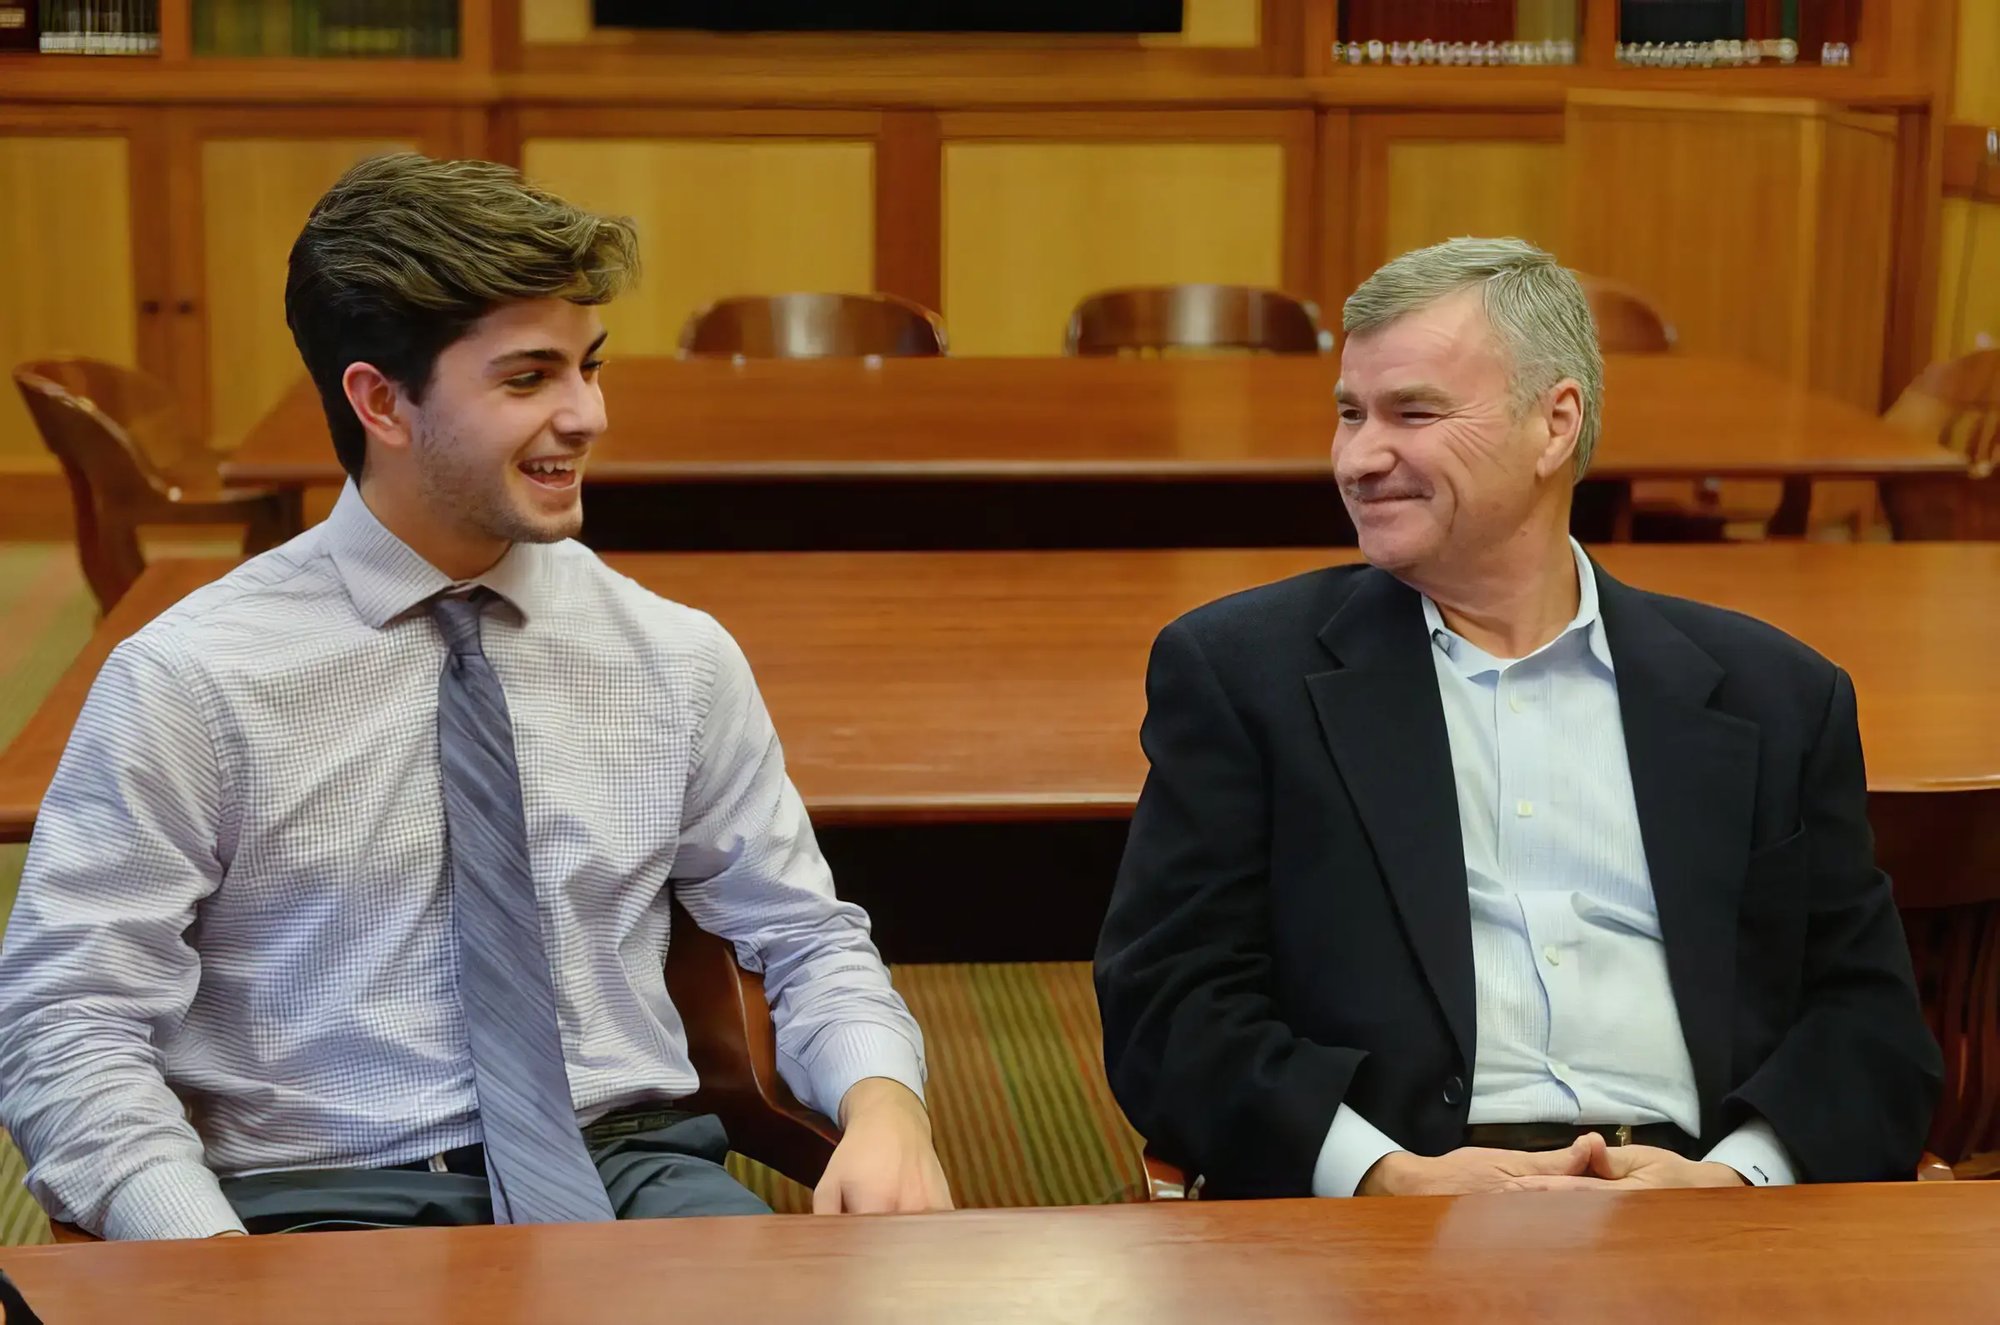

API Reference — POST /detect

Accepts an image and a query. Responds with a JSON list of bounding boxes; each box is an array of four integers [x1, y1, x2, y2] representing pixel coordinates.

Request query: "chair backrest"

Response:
[[663, 899, 840, 1187], [1578, 275, 1677, 353], [678, 293, 947, 360], [1884, 347, 2000, 478], [1065, 284, 1325, 356], [12, 359, 215, 505]]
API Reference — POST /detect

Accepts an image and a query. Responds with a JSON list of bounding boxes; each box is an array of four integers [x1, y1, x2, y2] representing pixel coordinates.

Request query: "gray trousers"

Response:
[[218, 1112, 771, 1234]]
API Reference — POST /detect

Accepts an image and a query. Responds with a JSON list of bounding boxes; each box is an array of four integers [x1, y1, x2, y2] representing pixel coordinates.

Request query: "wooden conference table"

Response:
[[223, 355, 1964, 549], [2, 542, 1994, 907], [1, 1184, 1995, 1323]]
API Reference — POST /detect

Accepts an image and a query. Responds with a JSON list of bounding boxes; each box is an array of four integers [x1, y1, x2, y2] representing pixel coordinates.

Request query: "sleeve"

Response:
[[669, 619, 925, 1122], [1703, 1116, 1798, 1187], [0, 638, 245, 1239], [1720, 667, 1943, 1182], [1311, 1105, 1406, 1198], [1095, 620, 1368, 1198]]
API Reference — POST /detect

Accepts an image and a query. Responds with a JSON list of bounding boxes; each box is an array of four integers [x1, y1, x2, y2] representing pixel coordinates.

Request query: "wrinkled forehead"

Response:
[[1336, 289, 1508, 402]]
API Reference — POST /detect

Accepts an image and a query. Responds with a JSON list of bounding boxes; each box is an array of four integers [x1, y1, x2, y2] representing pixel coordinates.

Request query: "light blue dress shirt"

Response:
[[1312, 540, 1795, 1195], [0, 484, 925, 1239]]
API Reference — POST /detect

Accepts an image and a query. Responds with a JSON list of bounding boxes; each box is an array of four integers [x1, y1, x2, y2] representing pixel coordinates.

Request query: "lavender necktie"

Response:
[[433, 591, 615, 1223]]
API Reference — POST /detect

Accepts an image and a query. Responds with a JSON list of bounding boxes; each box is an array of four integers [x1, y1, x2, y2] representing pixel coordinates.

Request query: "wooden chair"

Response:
[[1879, 348, 2000, 539], [1579, 274, 1678, 353], [678, 293, 947, 360], [1065, 285, 1326, 356], [51, 899, 837, 1242], [13, 359, 301, 613]]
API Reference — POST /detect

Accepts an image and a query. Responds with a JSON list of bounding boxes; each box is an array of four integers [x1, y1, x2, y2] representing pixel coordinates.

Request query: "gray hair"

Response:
[[1342, 237, 1603, 479]]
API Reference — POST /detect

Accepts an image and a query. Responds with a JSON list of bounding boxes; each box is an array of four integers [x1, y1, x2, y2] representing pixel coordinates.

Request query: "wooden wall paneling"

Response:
[[1580, 0, 1620, 68], [1956, 0, 2000, 121], [875, 111, 944, 314], [1316, 109, 1355, 317], [1807, 110, 1900, 407], [519, 111, 881, 356], [938, 111, 1303, 355], [156, 0, 191, 60], [1349, 111, 1566, 275], [457, 0, 495, 74], [1302, 0, 1338, 75], [0, 111, 152, 485], [1935, 197, 2000, 355], [1564, 94, 1833, 387], [173, 107, 460, 447], [1883, 107, 1943, 399]]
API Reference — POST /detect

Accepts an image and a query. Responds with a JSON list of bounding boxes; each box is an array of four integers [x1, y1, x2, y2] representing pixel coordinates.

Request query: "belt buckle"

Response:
[[1613, 1125, 1634, 1147]]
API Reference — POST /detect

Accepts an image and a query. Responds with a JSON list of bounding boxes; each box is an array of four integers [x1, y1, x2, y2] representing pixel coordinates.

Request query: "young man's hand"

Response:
[[813, 1077, 954, 1214]]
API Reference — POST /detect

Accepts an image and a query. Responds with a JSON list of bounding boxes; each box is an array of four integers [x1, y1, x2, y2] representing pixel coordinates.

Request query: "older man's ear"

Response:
[[1533, 379, 1585, 481]]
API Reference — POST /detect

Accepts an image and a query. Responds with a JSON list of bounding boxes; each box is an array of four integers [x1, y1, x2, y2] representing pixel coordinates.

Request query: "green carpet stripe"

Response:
[[0, 546, 61, 623], [1009, 963, 1129, 1206], [968, 964, 1102, 1206], [0, 1135, 50, 1246], [894, 964, 1037, 1208], [959, 964, 1067, 1206], [1036, 962, 1147, 1201], [985, 963, 1111, 1205]]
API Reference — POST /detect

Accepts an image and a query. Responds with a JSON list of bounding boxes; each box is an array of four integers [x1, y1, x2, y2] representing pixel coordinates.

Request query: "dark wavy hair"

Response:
[[284, 152, 640, 480]]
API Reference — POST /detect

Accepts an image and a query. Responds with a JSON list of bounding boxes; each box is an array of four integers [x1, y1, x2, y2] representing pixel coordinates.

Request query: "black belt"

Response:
[[1464, 1121, 1699, 1158], [390, 1107, 688, 1178]]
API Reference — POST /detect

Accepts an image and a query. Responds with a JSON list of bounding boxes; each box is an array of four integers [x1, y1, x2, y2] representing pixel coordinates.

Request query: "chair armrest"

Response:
[[50, 1221, 98, 1243], [1917, 1152, 1957, 1181], [1142, 1149, 1200, 1200], [665, 900, 840, 1190]]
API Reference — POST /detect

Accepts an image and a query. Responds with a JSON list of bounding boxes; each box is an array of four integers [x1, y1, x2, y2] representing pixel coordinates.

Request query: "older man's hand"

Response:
[[813, 1077, 955, 1215], [1509, 1134, 1747, 1192], [1357, 1135, 1600, 1196]]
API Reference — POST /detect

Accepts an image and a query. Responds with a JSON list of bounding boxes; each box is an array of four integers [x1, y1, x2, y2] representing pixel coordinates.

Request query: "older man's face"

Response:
[[1332, 287, 1552, 578]]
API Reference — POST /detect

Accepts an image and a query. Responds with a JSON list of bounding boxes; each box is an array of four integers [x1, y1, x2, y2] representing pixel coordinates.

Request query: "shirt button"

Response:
[[1543, 945, 1561, 967], [1516, 799, 1534, 818]]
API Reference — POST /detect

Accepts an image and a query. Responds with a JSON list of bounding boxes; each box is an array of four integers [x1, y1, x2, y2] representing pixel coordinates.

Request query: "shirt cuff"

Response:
[[1702, 1117, 1798, 1187], [796, 1022, 927, 1123], [1311, 1104, 1405, 1198], [99, 1160, 246, 1241]]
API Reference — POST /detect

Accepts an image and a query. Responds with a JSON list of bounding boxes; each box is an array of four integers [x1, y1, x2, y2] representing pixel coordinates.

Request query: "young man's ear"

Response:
[[340, 362, 415, 457]]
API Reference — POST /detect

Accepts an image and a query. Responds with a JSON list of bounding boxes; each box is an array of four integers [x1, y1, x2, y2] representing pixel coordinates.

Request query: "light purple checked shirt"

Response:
[[1312, 540, 1795, 1195], [0, 483, 925, 1240]]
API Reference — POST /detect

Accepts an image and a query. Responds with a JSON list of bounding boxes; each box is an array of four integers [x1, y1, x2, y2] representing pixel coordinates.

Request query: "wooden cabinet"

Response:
[[0, 100, 465, 511], [167, 107, 466, 445], [1564, 90, 1899, 408], [0, 106, 164, 485]]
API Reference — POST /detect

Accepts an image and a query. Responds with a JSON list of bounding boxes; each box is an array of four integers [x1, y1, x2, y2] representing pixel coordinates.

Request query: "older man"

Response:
[[1096, 237, 1939, 1199]]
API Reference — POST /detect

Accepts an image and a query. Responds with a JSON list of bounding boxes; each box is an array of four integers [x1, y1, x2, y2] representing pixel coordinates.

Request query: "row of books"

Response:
[[20, 2, 162, 54], [1334, 1, 1861, 47], [194, 0, 457, 58]]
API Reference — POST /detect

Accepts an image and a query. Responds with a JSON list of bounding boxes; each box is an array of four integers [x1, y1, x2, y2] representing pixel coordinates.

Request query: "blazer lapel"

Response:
[[1305, 570, 1475, 1069], [1595, 564, 1759, 1128]]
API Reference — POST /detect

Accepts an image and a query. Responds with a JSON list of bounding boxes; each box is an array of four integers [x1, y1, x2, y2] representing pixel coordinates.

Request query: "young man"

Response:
[[1097, 237, 1938, 1200], [0, 153, 950, 1239]]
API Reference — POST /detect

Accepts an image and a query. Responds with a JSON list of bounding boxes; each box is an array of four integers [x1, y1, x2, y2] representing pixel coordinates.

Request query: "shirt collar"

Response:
[[1420, 538, 1612, 678], [322, 480, 550, 629]]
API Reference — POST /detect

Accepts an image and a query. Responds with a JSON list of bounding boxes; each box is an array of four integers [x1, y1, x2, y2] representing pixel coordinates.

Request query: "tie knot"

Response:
[[431, 590, 493, 658]]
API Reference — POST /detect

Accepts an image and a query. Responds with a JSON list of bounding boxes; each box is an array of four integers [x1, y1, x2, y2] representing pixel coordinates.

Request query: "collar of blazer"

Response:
[[1302, 556, 1759, 1132]]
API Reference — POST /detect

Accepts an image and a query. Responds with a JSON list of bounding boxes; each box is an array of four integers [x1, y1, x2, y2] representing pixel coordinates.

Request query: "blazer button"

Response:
[[1442, 1075, 1466, 1107]]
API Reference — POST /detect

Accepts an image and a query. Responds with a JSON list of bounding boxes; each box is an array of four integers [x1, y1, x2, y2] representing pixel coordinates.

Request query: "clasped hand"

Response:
[[1359, 1133, 1745, 1196]]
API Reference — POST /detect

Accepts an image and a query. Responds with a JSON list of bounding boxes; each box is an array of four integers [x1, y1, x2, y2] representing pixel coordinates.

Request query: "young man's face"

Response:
[[404, 297, 608, 548]]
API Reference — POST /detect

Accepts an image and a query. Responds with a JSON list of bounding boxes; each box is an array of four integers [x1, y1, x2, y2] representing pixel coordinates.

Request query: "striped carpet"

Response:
[[0, 544, 1143, 1242]]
